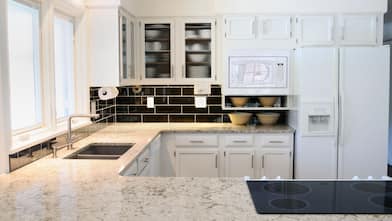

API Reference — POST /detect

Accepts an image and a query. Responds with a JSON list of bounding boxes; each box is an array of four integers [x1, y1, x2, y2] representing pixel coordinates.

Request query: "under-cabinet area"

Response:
[[122, 131, 294, 179]]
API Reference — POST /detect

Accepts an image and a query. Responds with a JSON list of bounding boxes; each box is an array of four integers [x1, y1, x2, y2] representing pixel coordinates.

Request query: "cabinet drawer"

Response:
[[224, 134, 254, 147], [261, 134, 292, 147], [175, 134, 218, 147]]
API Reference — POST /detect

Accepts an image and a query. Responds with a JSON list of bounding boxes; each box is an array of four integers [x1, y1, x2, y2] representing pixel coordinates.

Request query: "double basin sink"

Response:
[[65, 143, 134, 160]]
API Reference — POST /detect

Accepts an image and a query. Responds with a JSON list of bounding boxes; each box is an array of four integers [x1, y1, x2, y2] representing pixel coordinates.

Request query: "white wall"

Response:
[[214, 0, 387, 14], [130, 0, 216, 17], [115, 0, 388, 17], [0, 0, 11, 174]]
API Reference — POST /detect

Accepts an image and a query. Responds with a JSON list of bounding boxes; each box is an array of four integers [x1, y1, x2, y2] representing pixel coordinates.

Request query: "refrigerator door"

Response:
[[295, 48, 339, 179], [338, 46, 390, 179]]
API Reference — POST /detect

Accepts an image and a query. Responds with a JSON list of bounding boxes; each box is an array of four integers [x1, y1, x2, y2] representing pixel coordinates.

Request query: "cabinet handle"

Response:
[[215, 154, 218, 168], [233, 140, 247, 143], [171, 65, 174, 76], [189, 140, 204, 144], [261, 155, 265, 168], [182, 64, 185, 78], [251, 154, 254, 168], [269, 141, 284, 144]]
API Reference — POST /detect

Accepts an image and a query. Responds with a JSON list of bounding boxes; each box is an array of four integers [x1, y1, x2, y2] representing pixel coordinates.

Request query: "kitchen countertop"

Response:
[[0, 123, 390, 220]]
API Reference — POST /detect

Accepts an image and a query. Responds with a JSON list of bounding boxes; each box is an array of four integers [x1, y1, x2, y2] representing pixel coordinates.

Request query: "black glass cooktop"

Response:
[[246, 181, 392, 214]]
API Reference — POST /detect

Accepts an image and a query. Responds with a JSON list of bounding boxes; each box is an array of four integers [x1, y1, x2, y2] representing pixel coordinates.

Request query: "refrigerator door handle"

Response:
[[338, 53, 344, 147]]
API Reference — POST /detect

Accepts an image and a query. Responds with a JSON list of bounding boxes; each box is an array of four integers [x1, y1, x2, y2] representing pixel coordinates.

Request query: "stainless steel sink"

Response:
[[65, 143, 134, 160]]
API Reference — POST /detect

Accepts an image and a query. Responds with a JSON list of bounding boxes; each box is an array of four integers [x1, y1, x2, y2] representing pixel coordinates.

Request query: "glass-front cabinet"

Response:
[[141, 20, 175, 81], [119, 10, 136, 84], [180, 19, 216, 81]]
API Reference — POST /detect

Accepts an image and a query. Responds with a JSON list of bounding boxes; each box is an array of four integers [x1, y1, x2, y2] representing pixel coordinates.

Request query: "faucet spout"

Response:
[[67, 114, 100, 150]]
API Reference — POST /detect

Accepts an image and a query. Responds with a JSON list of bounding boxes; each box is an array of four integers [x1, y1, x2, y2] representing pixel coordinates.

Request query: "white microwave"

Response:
[[224, 50, 291, 95]]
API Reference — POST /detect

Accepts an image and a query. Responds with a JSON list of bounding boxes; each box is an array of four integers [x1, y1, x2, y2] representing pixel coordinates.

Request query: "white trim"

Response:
[[53, 0, 84, 17], [0, 0, 11, 174]]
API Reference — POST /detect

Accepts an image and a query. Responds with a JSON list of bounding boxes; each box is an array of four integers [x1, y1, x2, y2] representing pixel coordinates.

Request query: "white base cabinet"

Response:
[[224, 149, 255, 177], [175, 148, 219, 177], [259, 149, 292, 179]]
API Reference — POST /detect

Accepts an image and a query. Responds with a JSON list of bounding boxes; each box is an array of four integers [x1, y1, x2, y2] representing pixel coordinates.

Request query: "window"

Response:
[[7, 0, 42, 131], [54, 14, 75, 119]]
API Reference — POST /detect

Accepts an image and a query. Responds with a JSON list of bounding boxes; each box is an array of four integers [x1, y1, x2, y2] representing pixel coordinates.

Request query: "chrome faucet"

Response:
[[67, 114, 100, 150]]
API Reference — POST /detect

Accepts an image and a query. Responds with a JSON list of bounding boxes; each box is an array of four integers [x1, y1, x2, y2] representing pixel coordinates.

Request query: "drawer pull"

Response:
[[233, 140, 247, 143], [269, 141, 284, 144], [261, 155, 265, 168], [190, 140, 204, 144]]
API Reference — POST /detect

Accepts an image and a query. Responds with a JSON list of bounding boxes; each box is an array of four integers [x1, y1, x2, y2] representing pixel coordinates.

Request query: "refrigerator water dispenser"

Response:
[[301, 103, 335, 136]]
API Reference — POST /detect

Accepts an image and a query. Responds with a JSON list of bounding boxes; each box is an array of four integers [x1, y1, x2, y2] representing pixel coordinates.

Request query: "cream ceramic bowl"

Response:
[[230, 97, 249, 107], [257, 113, 280, 125], [258, 97, 278, 107], [187, 54, 208, 62], [145, 30, 160, 38], [229, 113, 252, 125]]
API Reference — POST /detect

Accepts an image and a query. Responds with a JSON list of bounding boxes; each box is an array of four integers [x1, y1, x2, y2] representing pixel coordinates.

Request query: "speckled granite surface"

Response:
[[0, 123, 390, 220]]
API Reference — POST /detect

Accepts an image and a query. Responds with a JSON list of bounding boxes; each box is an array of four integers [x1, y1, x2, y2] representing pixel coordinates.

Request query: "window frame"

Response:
[[53, 11, 76, 123], [8, 0, 44, 135]]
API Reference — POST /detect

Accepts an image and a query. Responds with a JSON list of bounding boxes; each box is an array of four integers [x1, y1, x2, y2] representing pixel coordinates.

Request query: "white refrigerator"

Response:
[[294, 46, 390, 179]]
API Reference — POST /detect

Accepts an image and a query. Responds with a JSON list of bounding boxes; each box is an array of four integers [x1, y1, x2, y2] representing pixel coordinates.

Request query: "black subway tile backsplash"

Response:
[[169, 97, 194, 104], [143, 115, 168, 122], [169, 115, 195, 123], [156, 88, 182, 96], [91, 85, 228, 123], [156, 106, 181, 113]]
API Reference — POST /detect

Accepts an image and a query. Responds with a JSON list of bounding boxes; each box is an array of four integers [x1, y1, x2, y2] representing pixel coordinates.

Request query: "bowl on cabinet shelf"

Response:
[[230, 97, 249, 107], [228, 113, 252, 125], [198, 29, 211, 38], [188, 66, 209, 78], [145, 30, 160, 38], [256, 113, 280, 125], [187, 54, 208, 62], [258, 97, 278, 107]]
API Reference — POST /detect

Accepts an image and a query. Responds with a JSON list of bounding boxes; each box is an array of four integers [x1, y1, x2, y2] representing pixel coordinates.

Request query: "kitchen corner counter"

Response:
[[0, 123, 390, 220]]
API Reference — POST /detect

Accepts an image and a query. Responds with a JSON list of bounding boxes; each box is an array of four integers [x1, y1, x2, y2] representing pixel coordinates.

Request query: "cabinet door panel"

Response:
[[225, 150, 255, 177], [141, 19, 175, 81], [180, 19, 215, 81], [260, 150, 292, 179], [339, 15, 378, 45], [297, 16, 334, 46], [176, 149, 218, 177], [225, 16, 255, 39], [258, 16, 292, 40]]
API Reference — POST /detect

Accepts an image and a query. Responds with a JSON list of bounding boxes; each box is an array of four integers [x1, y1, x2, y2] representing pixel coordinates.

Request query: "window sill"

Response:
[[10, 119, 92, 154]]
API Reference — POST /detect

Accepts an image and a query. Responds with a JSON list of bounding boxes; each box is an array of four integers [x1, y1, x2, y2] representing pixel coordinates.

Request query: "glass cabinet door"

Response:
[[120, 15, 129, 80], [144, 23, 172, 79], [129, 20, 136, 79], [183, 22, 212, 79]]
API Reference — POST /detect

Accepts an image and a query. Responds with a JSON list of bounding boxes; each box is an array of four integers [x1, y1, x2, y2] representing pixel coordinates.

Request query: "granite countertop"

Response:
[[0, 123, 390, 220]]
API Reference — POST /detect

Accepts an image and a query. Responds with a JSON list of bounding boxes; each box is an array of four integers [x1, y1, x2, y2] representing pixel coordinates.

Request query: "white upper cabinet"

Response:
[[140, 19, 176, 83], [296, 15, 335, 46], [338, 15, 379, 45], [257, 16, 292, 40], [178, 18, 216, 81], [89, 8, 136, 86], [225, 16, 256, 39]]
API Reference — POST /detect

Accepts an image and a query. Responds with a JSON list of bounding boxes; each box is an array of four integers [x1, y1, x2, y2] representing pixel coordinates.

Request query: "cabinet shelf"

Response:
[[186, 51, 211, 54], [185, 38, 211, 41], [186, 62, 211, 65], [145, 50, 171, 53], [146, 62, 170, 65], [145, 38, 170, 42]]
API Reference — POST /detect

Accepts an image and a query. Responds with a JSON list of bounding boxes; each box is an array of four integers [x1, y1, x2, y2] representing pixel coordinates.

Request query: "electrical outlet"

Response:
[[147, 96, 154, 108]]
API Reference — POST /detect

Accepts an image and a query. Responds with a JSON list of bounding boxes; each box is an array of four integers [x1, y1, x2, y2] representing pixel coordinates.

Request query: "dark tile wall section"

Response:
[[9, 88, 113, 172], [115, 85, 228, 123], [90, 87, 116, 124], [9, 123, 104, 172]]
